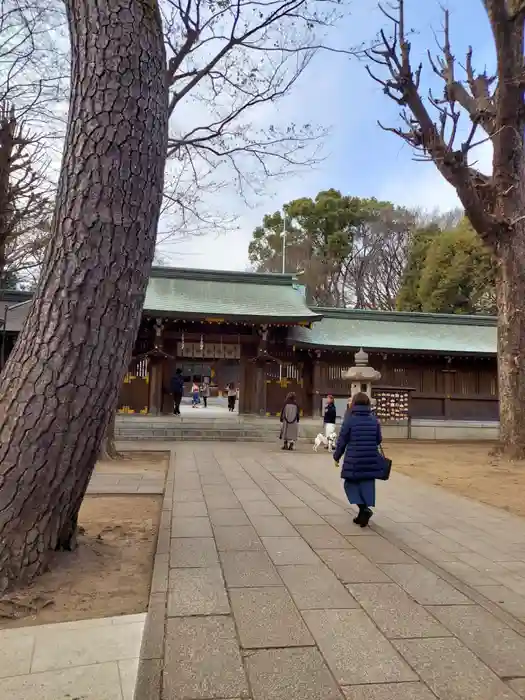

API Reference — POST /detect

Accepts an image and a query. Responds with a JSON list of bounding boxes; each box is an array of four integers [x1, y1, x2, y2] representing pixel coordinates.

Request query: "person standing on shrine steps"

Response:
[[333, 392, 383, 528]]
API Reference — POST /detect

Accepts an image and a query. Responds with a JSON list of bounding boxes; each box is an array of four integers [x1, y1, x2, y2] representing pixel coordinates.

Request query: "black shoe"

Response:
[[360, 508, 373, 528], [281, 442, 288, 450], [353, 509, 365, 525], [288, 443, 294, 451]]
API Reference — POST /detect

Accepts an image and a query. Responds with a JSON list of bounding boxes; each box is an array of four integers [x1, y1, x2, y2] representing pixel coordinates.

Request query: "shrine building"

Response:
[[0, 266, 498, 421]]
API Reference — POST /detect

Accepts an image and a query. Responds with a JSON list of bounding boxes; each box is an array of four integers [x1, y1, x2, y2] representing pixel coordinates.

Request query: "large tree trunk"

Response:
[[496, 223, 525, 458], [0, 0, 168, 593], [99, 413, 122, 461]]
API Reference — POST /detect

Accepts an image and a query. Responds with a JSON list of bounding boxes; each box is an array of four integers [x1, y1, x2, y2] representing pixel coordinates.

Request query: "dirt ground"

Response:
[[388, 441, 525, 517], [95, 450, 168, 475], [0, 495, 161, 629]]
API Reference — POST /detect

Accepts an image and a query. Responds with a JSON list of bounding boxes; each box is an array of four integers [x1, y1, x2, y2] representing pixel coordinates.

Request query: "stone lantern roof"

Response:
[[342, 348, 381, 383]]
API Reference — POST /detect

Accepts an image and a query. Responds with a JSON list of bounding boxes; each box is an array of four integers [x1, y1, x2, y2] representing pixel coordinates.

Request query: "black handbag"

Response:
[[378, 445, 392, 481]]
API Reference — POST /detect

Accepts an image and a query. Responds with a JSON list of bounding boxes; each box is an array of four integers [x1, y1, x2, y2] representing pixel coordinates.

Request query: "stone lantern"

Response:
[[342, 348, 381, 401]]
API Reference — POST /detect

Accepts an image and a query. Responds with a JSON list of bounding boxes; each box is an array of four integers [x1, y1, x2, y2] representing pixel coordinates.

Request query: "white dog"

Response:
[[313, 432, 337, 452]]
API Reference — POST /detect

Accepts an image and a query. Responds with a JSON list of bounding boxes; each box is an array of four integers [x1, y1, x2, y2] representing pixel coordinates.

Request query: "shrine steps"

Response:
[[115, 416, 320, 442], [115, 416, 499, 442]]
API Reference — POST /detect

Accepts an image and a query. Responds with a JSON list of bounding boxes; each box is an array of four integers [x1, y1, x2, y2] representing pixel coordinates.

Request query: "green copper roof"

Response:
[[144, 267, 320, 322], [289, 308, 497, 354]]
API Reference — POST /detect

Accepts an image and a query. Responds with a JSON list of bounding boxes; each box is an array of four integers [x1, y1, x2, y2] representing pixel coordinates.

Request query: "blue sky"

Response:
[[163, 0, 495, 270]]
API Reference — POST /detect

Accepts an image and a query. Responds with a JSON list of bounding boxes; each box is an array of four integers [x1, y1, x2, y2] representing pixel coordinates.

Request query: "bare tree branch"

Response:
[[0, 102, 52, 284], [366, 0, 502, 245], [160, 0, 352, 225]]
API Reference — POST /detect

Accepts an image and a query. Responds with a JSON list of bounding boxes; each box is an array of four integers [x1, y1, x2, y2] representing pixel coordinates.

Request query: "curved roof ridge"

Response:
[[311, 306, 496, 327]]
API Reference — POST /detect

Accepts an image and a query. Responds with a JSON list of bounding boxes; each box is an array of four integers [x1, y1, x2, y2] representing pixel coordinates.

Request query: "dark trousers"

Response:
[[203, 396, 208, 408], [228, 395, 236, 411], [173, 392, 182, 415]]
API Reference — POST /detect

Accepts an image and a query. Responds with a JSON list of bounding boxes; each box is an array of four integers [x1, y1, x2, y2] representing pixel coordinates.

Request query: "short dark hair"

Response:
[[175, 368, 182, 375], [352, 392, 370, 406]]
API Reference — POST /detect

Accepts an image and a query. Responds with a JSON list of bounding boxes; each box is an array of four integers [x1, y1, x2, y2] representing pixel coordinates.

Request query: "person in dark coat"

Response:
[[323, 395, 337, 445], [170, 368, 184, 415], [333, 392, 383, 528]]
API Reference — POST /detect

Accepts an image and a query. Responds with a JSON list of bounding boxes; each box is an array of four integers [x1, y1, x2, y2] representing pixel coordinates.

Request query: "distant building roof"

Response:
[[289, 308, 497, 355], [0, 271, 498, 355], [0, 291, 32, 331], [144, 267, 320, 323]]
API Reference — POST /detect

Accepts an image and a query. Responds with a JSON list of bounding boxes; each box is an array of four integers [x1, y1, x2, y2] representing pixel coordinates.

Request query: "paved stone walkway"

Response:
[[138, 442, 525, 700], [0, 613, 145, 699], [87, 470, 165, 495]]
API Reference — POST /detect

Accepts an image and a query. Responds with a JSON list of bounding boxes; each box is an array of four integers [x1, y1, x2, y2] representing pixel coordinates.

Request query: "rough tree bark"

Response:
[[368, 0, 525, 456], [0, 0, 168, 592], [495, 226, 525, 453], [99, 413, 122, 461]]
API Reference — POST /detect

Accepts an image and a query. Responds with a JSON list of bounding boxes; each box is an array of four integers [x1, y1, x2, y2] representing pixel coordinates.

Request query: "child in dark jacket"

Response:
[[323, 395, 337, 447], [333, 392, 383, 528], [324, 395, 337, 425]]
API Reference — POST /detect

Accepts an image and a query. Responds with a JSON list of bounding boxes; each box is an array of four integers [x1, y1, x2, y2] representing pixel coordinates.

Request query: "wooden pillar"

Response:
[[255, 362, 267, 416], [148, 359, 163, 415], [238, 355, 248, 414], [149, 319, 165, 415], [253, 324, 269, 415], [443, 357, 453, 420], [312, 350, 322, 417]]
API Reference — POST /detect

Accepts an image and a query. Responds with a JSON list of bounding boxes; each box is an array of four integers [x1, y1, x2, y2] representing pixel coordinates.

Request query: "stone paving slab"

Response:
[[136, 443, 525, 700], [164, 616, 249, 699], [0, 613, 144, 700], [509, 679, 525, 698], [297, 524, 352, 550], [230, 587, 314, 648], [209, 508, 251, 526], [248, 515, 299, 537], [213, 524, 263, 551], [303, 609, 417, 685], [280, 507, 326, 525], [381, 563, 472, 605], [219, 550, 282, 587], [172, 501, 208, 517], [430, 604, 525, 676], [393, 637, 520, 700], [170, 537, 219, 567], [278, 563, 359, 610], [347, 534, 416, 564], [342, 683, 438, 700], [87, 470, 165, 496], [317, 548, 392, 584], [167, 567, 230, 617], [262, 536, 321, 565], [245, 647, 343, 700], [348, 583, 450, 639], [171, 516, 213, 537]]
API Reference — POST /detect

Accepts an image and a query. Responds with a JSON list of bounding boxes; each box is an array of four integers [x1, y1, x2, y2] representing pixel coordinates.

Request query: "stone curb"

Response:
[[284, 462, 525, 639], [134, 448, 176, 700]]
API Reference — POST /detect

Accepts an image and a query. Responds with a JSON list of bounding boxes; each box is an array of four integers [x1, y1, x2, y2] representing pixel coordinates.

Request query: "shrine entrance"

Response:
[[160, 359, 241, 414], [159, 331, 244, 415]]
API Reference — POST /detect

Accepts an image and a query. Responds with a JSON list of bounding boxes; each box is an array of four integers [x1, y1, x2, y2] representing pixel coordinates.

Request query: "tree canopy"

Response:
[[249, 190, 415, 308], [397, 219, 496, 314]]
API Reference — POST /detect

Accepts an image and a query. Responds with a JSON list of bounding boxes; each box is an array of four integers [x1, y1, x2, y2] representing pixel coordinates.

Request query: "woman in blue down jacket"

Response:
[[333, 392, 383, 528]]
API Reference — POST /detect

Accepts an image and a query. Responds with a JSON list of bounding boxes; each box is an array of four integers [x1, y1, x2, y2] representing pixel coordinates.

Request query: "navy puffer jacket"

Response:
[[333, 404, 383, 481]]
